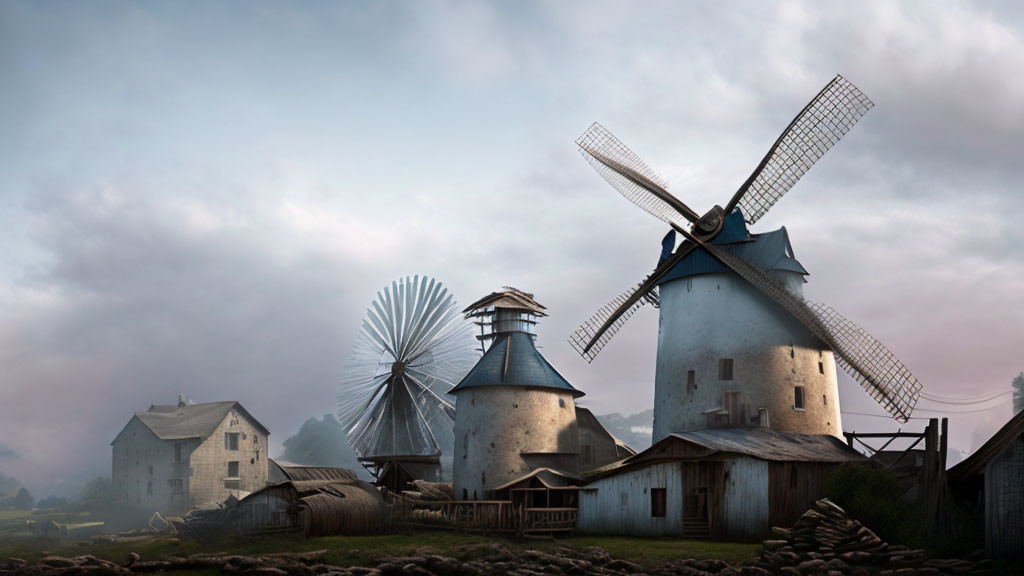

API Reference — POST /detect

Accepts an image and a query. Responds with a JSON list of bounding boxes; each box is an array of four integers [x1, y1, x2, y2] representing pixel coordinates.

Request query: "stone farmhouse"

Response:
[[111, 395, 270, 515]]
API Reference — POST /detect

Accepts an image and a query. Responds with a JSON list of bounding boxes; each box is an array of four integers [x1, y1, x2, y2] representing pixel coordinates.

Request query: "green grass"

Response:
[[0, 510, 759, 569]]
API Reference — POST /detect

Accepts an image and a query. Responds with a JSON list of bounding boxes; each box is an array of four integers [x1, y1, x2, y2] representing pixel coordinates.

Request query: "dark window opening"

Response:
[[823, 394, 827, 405], [559, 398, 566, 408], [819, 361, 824, 374], [719, 358, 734, 381], [225, 433, 240, 451], [686, 370, 695, 395], [651, 488, 667, 517], [168, 479, 184, 494], [227, 461, 240, 478], [794, 386, 805, 410]]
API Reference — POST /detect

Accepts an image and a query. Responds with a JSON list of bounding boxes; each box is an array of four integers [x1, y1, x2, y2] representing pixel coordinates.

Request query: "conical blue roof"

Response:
[[449, 332, 583, 397]]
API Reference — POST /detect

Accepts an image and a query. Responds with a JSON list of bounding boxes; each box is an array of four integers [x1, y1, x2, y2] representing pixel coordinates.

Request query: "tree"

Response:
[[1, 487, 34, 510], [281, 414, 368, 478], [78, 476, 112, 507], [35, 495, 69, 510], [1013, 372, 1024, 415]]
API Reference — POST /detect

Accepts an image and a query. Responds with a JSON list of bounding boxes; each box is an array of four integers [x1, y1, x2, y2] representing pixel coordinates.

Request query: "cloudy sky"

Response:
[[3, 0, 1023, 496]]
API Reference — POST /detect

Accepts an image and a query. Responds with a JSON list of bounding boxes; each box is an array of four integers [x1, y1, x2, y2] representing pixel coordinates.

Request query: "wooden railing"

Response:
[[395, 499, 577, 534]]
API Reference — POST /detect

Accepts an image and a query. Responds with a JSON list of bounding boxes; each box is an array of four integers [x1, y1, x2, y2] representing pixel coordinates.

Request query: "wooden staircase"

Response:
[[682, 515, 711, 539]]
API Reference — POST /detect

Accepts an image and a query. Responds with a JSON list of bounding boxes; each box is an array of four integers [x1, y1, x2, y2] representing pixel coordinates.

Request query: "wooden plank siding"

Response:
[[768, 462, 833, 531], [721, 459, 769, 539], [578, 462, 684, 536], [986, 433, 1024, 559]]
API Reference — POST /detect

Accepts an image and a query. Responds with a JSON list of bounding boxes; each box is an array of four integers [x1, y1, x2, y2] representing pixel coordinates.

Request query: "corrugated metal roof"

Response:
[[948, 409, 1024, 480], [658, 211, 809, 286], [269, 461, 359, 483], [662, 428, 863, 462], [449, 332, 582, 397], [586, 428, 863, 480], [130, 401, 269, 441]]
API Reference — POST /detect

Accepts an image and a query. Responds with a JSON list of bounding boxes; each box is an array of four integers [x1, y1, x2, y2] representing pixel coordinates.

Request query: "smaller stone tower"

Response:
[[451, 288, 583, 501]]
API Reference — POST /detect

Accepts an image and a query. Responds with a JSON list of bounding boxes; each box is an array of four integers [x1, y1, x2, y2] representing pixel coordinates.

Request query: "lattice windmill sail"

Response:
[[571, 75, 923, 424], [338, 276, 479, 487]]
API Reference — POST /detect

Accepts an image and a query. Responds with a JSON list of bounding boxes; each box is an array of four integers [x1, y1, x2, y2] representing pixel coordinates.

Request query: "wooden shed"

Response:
[[948, 409, 1024, 560], [577, 428, 863, 540], [233, 466, 388, 537]]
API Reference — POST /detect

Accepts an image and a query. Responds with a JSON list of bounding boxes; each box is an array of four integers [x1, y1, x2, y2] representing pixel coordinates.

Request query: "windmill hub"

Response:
[[694, 205, 726, 239], [391, 361, 407, 377]]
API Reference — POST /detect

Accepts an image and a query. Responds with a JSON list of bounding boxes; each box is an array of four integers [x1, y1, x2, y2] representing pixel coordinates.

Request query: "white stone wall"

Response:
[[453, 387, 579, 500], [188, 408, 269, 508], [654, 272, 842, 441], [111, 408, 269, 515], [111, 417, 198, 515]]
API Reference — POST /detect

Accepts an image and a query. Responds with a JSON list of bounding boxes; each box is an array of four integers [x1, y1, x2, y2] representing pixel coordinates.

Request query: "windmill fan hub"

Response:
[[391, 362, 407, 376], [694, 205, 725, 240]]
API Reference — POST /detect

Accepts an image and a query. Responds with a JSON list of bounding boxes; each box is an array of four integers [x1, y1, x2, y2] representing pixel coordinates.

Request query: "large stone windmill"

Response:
[[569, 75, 923, 442]]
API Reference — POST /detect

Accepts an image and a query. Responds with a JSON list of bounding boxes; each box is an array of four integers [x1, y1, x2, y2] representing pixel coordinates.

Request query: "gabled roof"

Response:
[[494, 467, 582, 492], [449, 332, 583, 397], [948, 409, 1024, 481], [463, 287, 547, 317], [575, 407, 637, 457], [121, 401, 269, 443], [658, 210, 808, 287], [586, 427, 863, 480]]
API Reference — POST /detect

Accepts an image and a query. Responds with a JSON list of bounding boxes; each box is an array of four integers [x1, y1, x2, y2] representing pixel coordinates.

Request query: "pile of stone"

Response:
[[0, 543, 755, 576], [752, 499, 996, 576]]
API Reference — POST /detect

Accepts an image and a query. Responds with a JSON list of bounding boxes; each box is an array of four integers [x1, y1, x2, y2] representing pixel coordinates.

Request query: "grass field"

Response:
[[0, 509, 761, 569]]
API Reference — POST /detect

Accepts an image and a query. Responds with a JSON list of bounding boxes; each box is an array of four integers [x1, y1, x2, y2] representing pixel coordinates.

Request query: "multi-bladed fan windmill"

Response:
[[569, 75, 922, 439], [338, 275, 478, 490]]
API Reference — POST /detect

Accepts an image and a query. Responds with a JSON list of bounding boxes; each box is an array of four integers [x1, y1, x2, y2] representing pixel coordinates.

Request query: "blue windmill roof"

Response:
[[449, 332, 583, 397], [657, 210, 809, 286]]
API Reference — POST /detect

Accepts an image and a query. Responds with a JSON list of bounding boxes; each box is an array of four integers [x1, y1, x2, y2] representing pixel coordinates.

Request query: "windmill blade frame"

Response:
[[675, 226, 921, 422], [338, 276, 478, 462], [569, 241, 700, 362], [724, 75, 874, 224], [577, 122, 701, 225]]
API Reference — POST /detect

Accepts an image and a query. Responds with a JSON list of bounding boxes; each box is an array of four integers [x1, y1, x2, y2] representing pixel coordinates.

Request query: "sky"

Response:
[[2, 0, 1023, 497]]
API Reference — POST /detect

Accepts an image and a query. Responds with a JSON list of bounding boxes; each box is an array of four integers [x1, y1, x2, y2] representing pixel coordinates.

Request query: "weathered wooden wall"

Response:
[[720, 458, 769, 539], [577, 462, 684, 536], [986, 433, 1024, 559], [767, 462, 832, 531]]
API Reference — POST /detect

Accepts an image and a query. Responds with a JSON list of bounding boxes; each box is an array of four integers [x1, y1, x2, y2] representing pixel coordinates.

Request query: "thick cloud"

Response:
[[2, 1, 1023, 492]]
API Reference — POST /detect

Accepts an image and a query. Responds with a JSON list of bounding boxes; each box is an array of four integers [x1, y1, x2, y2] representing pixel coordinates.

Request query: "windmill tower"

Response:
[[338, 276, 478, 491], [451, 288, 583, 500], [569, 76, 923, 442]]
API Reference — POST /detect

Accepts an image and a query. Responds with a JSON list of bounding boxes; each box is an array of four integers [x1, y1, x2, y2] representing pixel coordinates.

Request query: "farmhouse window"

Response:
[[227, 461, 240, 478], [225, 432, 240, 451], [651, 488, 667, 517], [794, 386, 805, 410], [718, 358, 734, 381]]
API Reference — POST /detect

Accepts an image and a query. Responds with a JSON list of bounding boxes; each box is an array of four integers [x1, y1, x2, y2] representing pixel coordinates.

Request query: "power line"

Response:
[[920, 389, 1012, 405]]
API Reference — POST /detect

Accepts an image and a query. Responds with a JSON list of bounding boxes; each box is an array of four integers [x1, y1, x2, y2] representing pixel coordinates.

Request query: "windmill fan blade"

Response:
[[338, 276, 479, 460], [805, 301, 923, 424], [577, 123, 701, 224], [569, 241, 699, 362], [676, 229, 921, 423], [568, 283, 657, 363], [725, 75, 874, 224]]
